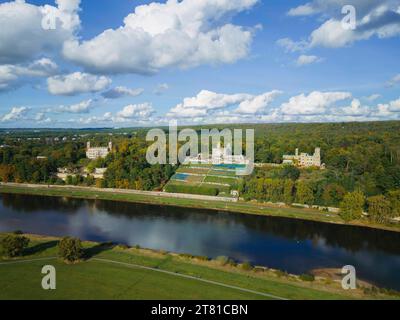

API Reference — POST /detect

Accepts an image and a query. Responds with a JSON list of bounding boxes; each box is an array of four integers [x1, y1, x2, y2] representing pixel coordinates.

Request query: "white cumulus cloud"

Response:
[[102, 86, 144, 99], [280, 91, 352, 115], [116, 103, 155, 119], [284, 1, 400, 50], [1, 106, 29, 122], [288, 3, 319, 16], [296, 55, 322, 66], [62, 0, 257, 74], [54, 99, 94, 114], [168, 89, 281, 118], [235, 90, 282, 114], [0, 0, 80, 64], [47, 72, 111, 96], [339, 98, 370, 116], [0, 58, 58, 92]]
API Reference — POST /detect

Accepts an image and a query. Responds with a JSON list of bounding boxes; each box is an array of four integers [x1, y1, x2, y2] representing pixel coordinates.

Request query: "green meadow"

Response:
[[2, 234, 396, 300]]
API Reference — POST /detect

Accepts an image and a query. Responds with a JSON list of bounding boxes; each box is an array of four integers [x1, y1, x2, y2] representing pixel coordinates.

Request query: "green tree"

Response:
[[280, 165, 300, 181], [283, 180, 294, 204], [387, 190, 400, 217], [84, 175, 95, 186], [367, 195, 392, 224], [339, 191, 365, 222], [296, 181, 314, 205], [58, 237, 83, 263], [1, 234, 30, 257], [95, 178, 106, 188], [0, 164, 15, 183], [322, 184, 346, 206], [66, 175, 73, 185]]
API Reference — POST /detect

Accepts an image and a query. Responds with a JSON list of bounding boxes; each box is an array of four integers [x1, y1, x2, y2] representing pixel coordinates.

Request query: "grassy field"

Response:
[[166, 164, 244, 197], [1, 184, 399, 233], [1, 234, 397, 300]]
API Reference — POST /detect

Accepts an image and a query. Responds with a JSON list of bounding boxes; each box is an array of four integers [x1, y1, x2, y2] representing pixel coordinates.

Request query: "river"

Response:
[[1, 193, 400, 290]]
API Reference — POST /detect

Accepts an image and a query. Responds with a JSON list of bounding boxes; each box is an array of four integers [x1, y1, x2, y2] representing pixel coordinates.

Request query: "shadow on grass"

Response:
[[84, 243, 116, 260], [24, 241, 59, 256], [20, 240, 116, 261]]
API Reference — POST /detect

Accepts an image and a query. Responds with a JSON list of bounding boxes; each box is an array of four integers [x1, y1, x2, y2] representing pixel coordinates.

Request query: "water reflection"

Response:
[[1, 193, 400, 290]]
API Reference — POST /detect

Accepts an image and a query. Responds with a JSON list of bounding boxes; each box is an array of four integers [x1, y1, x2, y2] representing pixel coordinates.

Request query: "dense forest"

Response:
[[101, 139, 175, 190], [0, 132, 175, 191]]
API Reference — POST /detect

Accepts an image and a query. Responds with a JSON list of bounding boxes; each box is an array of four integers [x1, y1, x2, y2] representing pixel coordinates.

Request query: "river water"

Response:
[[1, 193, 400, 290]]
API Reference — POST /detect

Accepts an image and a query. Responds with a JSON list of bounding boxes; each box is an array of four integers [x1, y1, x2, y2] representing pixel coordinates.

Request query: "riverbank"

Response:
[[0, 183, 399, 233], [1, 233, 398, 300]]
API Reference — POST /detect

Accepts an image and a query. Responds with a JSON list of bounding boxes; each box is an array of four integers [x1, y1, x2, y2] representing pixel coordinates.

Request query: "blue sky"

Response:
[[0, 0, 399, 128]]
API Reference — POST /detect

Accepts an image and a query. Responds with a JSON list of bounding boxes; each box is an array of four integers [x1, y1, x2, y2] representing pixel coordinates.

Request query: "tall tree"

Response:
[[296, 181, 314, 205], [339, 191, 365, 222], [387, 190, 400, 217], [283, 180, 294, 204], [367, 195, 392, 224]]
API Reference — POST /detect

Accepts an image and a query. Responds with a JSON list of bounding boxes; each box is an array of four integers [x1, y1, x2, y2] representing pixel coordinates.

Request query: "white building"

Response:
[[83, 167, 107, 179], [86, 141, 112, 160], [283, 148, 322, 168], [184, 143, 248, 165]]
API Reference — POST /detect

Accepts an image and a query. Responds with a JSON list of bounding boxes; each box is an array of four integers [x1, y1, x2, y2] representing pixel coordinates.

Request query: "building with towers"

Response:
[[283, 148, 323, 168], [86, 141, 113, 160]]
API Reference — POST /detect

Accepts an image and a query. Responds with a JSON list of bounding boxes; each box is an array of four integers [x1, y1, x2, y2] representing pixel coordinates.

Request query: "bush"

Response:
[[1, 234, 30, 257], [280, 165, 300, 181], [214, 255, 229, 265], [214, 256, 236, 266], [240, 262, 253, 271], [299, 273, 315, 282], [275, 270, 289, 278], [58, 237, 83, 263], [117, 244, 130, 250], [196, 256, 209, 261]]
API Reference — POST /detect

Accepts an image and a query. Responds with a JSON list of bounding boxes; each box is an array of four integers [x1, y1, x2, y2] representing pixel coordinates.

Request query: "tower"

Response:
[[313, 148, 321, 167], [87, 141, 91, 150], [108, 141, 113, 151]]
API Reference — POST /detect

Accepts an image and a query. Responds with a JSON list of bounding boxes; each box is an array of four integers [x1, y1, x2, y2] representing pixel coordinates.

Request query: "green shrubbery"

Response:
[[179, 253, 209, 261], [0, 234, 30, 257], [274, 270, 289, 278], [58, 237, 83, 263], [338, 190, 400, 224], [165, 184, 219, 196], [240, 262, 253, 271], [214, 256, 236, 266], [299, 273, 315, 282]]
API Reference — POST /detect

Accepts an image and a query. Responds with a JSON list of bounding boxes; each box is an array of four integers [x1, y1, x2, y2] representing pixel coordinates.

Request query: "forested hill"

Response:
[[0, 121, 399, 198], [194, 121, 400, 165], [182, 121, 400, 198]]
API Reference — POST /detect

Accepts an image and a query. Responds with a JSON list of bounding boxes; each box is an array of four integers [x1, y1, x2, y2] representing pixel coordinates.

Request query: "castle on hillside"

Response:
[[211, 143, 246, 165], [86, 141, 112, 160], [283, 148, 323, 168], [184, 143, 248, 165]]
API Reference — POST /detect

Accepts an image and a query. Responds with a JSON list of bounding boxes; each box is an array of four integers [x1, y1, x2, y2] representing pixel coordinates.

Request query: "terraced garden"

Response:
[[164, 164, 243, 197]]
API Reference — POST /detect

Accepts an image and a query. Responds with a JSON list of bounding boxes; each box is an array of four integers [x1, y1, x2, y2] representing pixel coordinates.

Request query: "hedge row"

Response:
[[165, 184, 219, 196]]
